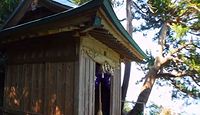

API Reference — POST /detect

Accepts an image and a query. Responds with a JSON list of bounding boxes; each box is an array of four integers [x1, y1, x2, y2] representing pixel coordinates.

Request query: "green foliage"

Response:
[[122, 102, 132, 114], [148, 103, 162, 115], [148, 0, 174, 14], [172, 77, 200, 100], [0, 0, 19, 28], [184, 54, 200, 73], [71, 0, 90, 5], [71, 0, 124, 7], [171, 23, 189, 38], [146, 51, 155, 68], [133, 0, 200, 104]]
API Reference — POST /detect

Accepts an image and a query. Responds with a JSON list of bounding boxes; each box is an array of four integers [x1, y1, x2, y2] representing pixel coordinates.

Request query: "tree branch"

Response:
[[168, 43, 193, 56], [168, 56, 184, 63], [189, 31, 200, 36], [132, 1, 147, 14], [172, 81, 200, 99], [158, 23, 169, 56], [189, 5, 200, 12], [191, 75, 200, 87], [166, 78, 200, 99], [193, 43, 200, 49], [157, 71, 189, 78]]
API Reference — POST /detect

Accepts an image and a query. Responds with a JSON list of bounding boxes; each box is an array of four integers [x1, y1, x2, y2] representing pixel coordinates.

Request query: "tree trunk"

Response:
[[128, 67, 158, 115], [121, 0, 132, 113], [128, 23, 169, 115], [121, 62, 131, 110]]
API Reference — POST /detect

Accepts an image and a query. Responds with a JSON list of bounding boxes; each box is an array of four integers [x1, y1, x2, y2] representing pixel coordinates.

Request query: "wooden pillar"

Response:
[[110, 67, 121, 115], [74, 48, 96, 115]]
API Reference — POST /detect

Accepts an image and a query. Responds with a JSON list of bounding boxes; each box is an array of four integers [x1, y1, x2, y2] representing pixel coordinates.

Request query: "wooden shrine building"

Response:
[[0, 0, 147, 115]]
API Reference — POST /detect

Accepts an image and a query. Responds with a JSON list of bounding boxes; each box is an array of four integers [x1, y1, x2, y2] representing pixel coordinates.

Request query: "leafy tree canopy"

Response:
[[133, 0, 200, 109], [0, 0, 19, 28], [128, 0, 200, 114], [71, 0, 89, 5]]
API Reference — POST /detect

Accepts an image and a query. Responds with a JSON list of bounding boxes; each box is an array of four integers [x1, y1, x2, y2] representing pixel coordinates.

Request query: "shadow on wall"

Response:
[[4, 87, 64, 115], [2, 62, 74, 115]]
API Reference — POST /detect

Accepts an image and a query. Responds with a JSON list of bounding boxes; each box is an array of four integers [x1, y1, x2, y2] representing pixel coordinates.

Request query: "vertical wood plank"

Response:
[[38, 63, 44, 114], [110, 68, 121, 115], [65, 62, 74, 115], [74, 57, 80, 115], [88, 59, 92, 115], [110, 73, 115, 115], [78, 55, 96, 115], [64, 63, 67, 115], [89, 59, 95, 115], [44, 63, 49, 115], [23, 64, 30, 112], [4, 65, 12, 108], [49, 63, 57, 115], [19, 64, 24, 111], [74, 50, 87, 115], [56, 63, 62, 115], [29, 64, 33, 113], [84, 58, 89, 115], [60, 63, 65, 115], [31, 64, 36, 112], [79, 57, 86, 115], [54, 63, 62, 115]]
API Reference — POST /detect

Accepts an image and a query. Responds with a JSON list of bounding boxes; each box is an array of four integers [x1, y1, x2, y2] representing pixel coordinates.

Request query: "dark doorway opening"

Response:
[[95, 63, 111, 115]]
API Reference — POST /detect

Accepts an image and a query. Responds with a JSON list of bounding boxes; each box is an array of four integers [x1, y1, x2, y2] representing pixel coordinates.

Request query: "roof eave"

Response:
[[100, 0, 148, 61], [0, 0, 147, 62]]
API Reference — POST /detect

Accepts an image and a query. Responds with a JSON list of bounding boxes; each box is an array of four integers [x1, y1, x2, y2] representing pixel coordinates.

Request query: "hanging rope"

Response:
[[97, 82, 103, 115]]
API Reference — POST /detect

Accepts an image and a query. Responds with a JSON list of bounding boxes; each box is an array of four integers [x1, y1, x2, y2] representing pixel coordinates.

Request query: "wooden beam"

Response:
[[3, 0, 33, 28]]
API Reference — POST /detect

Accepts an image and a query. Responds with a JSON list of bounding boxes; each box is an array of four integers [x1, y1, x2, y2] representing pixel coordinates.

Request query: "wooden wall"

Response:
[[75, 35, 121, 115], [4, 63, 74, 115], [110, 68, 121, 115], [3, 34, 76, 115], [76, 52, 121, 115], [3, 33, 122, 115], [74, 54, 96, 115]]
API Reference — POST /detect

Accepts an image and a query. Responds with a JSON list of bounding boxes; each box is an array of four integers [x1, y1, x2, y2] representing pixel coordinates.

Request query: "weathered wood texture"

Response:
[[3, 35, 76, 115], [6, 33, 76, 64], [3, 33, 122, 115], [110, 68, 121, 115], [77, 35, 121, 115], [4, 62, 74, 115], [75, 54, 96, 115]]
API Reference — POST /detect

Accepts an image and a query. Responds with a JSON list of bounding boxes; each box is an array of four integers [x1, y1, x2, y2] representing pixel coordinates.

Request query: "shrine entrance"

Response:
[[95, 63, 111, 115]]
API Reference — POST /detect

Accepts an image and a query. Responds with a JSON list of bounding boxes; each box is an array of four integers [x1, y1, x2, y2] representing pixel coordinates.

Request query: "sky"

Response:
[[54, 0, 200, 114]]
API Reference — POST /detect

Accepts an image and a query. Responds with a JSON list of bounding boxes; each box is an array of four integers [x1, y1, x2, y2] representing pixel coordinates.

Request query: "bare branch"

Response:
[[157, 71, 189, 78], [171, 81, 200, 99], [168, 43, 193, 56], [119, 18, 126, 22], [189, 5, 200, 12], [132, 1, 147, 14], [147, 1, 157, 14], [165, 78, 200, 99], [191, 76, 200, 87], [158, 23, 169, 56], [193, 43, 200, 49], [166, 41, 199, 61], [189, 31, 200, 36], [167, 56, 184, 63]]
